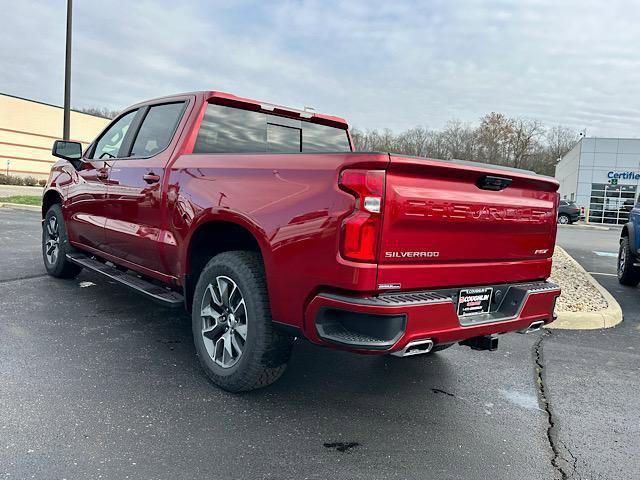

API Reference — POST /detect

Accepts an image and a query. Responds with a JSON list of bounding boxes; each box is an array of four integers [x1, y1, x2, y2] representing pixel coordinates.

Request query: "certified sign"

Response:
[[608, 171, 640, 180]]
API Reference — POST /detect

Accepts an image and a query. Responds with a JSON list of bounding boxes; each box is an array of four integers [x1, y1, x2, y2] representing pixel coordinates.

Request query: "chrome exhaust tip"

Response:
[[518, 320, 545, 334], [391, 339, 434, 357]]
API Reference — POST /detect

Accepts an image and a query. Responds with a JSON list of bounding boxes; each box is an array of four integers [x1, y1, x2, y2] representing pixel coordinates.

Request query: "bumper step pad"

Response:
[[316, 323, 393, 347]]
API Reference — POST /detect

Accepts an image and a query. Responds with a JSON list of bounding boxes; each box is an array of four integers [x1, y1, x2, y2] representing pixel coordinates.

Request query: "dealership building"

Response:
[[555, 137, 640, 224]]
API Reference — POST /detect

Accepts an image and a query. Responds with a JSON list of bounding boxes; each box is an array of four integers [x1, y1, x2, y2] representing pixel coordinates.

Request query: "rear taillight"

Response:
[[338, 169, 385, 262]]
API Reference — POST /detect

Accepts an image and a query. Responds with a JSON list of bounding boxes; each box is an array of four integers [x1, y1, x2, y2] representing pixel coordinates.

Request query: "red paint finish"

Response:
[[168, 152, 386, 327], [377, 156, 559, 290], [102, 95, 195, 275], [64, 160, 111, 250], [44, 90, 560, 355]]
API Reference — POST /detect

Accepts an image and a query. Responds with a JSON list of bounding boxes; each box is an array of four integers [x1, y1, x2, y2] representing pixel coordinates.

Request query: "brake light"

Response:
[[339, 169, 385, 262]]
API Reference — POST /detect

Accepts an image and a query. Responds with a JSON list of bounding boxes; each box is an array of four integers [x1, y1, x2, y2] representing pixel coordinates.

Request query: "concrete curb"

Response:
[[549, 246, 623, 330], [0, 202, 41, 212], [558, 223, 610, 231]]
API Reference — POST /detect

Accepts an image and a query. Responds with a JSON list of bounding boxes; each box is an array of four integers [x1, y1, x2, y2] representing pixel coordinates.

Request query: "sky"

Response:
[[2, 0, 640, 137]]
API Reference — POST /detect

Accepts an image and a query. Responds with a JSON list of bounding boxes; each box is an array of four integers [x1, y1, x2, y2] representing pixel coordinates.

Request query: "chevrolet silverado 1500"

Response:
[[43, 91, 561, 391]]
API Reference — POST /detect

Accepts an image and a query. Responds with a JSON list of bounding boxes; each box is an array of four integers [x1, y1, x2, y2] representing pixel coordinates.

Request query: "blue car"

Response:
[[618, 205, 640, 286]]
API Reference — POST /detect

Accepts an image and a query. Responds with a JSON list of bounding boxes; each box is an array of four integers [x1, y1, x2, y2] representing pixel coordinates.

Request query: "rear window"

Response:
[[193, 103, 350, 154], [267, 124, 301, 152], [302, 122, 351, 152]]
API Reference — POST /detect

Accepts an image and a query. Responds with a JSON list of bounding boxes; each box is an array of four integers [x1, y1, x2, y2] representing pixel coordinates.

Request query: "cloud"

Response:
[[2, 0, 640, 137]]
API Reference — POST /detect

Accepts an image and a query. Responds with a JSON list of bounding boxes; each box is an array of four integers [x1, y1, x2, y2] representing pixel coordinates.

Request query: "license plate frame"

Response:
[[457, 287, 493, 317]]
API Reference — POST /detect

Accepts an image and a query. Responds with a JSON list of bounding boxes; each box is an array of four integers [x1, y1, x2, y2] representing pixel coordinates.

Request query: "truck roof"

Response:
[[135, 90, 349, 129]]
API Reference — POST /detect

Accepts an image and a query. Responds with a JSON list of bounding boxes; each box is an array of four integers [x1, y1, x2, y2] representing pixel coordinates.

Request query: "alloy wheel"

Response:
[[618, 244, 626, 277], [200, 275, 248, 368], [44, 216, 60, 265]]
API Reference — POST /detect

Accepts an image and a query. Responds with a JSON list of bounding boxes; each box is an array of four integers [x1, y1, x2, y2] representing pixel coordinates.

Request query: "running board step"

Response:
[[67, 253, 183, 308]]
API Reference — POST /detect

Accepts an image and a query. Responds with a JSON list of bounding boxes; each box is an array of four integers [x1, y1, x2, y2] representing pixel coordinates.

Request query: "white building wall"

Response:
[[557, 137, 640, 223], [554, 139, 580, 201], [575, 138, 594, 209]]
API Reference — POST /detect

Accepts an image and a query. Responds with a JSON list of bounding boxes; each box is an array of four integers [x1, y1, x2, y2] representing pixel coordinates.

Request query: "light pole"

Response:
[[63, 0, 72, 140]]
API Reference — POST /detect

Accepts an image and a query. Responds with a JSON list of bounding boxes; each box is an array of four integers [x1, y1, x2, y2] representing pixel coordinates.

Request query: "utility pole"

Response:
[[63, 0, 72, 140]]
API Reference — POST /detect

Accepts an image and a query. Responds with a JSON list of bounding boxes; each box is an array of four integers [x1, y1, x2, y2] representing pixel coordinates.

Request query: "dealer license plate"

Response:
[[457, 287, 493, 317]]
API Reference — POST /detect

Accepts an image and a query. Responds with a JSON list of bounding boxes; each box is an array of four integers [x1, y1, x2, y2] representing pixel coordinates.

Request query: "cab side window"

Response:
[[130, 102, 185, 158], [192, 103, 352, 154], [91, 110, 137, 159]]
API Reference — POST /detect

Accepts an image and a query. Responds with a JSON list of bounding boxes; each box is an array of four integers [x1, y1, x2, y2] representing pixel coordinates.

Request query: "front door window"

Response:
[[92, 110, 137, 160]]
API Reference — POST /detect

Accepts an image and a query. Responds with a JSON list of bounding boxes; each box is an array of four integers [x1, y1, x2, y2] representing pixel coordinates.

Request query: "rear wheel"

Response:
[[191, 251, 293, 392], [42, 204, 82, 279], [557, 214, 570, 225], [618, 236, 640, 286]]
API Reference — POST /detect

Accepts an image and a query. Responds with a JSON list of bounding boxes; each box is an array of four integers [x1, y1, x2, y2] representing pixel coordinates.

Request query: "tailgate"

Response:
[[378, 156, 558, 288]]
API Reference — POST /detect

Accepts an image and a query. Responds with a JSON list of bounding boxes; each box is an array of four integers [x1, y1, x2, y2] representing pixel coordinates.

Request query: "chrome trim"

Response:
[[518, 320, 545, 334], [391, 339, 434, 357]]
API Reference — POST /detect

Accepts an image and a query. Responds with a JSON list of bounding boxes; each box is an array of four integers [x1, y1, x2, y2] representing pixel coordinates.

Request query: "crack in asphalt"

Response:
[[560, 440, 579, 479], [323, 442, 360, 453], [0, 273, 49, 285], [534, 330, 581, 480], [431, 388, 456, 397]]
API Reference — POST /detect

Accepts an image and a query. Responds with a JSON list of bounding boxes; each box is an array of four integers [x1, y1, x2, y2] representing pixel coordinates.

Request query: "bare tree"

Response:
[[350, 113, 576, 176], [76, 106, 120, 119], [509, 118, 545, 169], [396, 127, 431, 157], [546, 125, 578, 162], [350, 128, 366, 151], [476, 112, 513, 166], [440, 120, 477, 160]]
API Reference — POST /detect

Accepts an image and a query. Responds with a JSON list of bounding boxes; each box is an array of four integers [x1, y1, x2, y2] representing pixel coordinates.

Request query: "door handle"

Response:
[[97, 169, 109, 180], [143, 173, 160, 184]]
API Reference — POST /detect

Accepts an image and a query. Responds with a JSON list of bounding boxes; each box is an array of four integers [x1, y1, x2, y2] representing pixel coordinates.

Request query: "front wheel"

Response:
[[42, 204, 82, 279], [191, 251, 293, 392], [618, 237, 640, 286]]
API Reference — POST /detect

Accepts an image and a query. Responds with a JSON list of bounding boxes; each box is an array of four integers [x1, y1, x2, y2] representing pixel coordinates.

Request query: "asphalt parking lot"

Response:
[[1, 209, 638, 480]]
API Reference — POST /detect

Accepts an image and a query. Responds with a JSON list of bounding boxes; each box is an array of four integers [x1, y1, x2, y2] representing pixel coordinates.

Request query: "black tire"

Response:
[[191, 251, 293, 392], [42, 204, 82, 279], [557, 214, 570, 225], [618, 236, 640, 286]]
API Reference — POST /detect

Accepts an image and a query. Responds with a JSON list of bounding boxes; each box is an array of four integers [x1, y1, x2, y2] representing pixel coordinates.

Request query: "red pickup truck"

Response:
[[43, 91, 560, 391]]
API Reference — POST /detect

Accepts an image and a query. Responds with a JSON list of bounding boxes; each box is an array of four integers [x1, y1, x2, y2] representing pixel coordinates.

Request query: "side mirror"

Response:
[[52, 140, 83, 161]]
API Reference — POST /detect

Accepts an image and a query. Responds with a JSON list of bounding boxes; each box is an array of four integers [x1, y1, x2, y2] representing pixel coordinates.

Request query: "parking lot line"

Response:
[[592, 251, 618, 257]]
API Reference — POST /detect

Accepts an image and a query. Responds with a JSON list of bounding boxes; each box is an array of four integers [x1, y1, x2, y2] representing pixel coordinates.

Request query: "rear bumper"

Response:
[[304, 281, 560, 354]]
